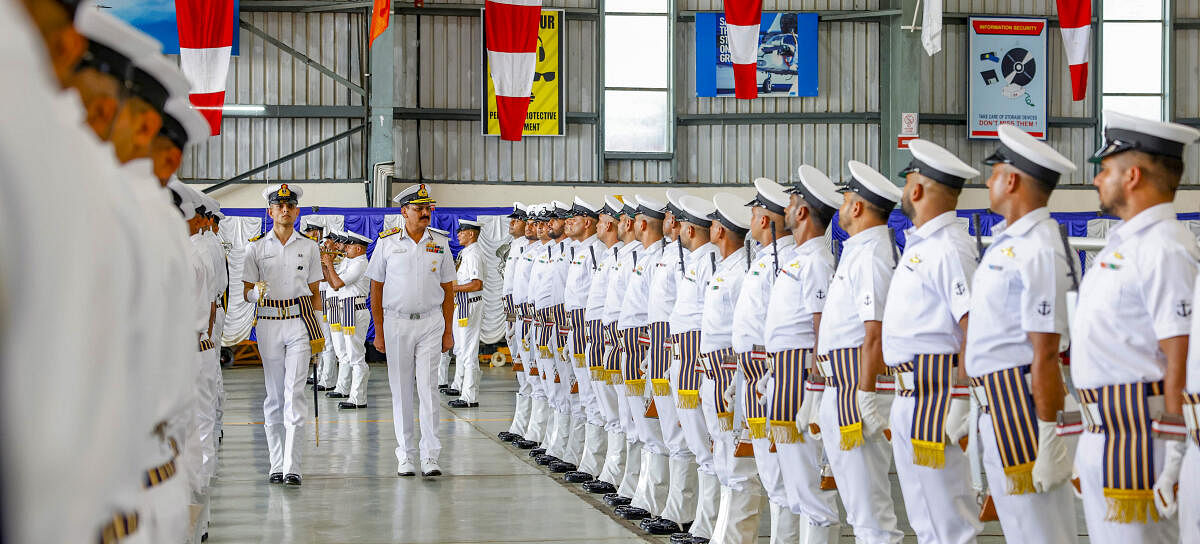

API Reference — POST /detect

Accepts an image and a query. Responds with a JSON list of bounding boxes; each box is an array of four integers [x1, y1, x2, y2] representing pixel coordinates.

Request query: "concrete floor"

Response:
[[209, 362, 1089, 543]]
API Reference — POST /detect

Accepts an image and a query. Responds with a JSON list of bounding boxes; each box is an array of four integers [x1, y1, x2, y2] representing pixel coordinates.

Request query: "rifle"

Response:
[[972, 213, 984, 263], [887, 227, 899, 268]]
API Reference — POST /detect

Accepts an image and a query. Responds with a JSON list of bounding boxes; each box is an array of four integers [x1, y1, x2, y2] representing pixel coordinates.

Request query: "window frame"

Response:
[[1099, 0, 1169, 121], [600, 0, 676, 158]]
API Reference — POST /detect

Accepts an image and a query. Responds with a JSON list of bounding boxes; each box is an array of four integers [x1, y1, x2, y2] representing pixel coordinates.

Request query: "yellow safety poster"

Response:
[[482, 9, 565, 137]]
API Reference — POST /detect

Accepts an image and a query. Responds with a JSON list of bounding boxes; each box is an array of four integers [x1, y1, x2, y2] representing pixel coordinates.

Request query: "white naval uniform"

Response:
[[529, 240, 570, 455], [504, 236, 534, 437], [332, 254, 371, 406], [563, 235, 604, 469], [596, 242, 640, 488], [617, 239, 668, 507], [366, 227, 455, 463], [731, 236, 797, 542], [670, 242, 721, 539], [515, 239, 547, 442], [762, 236, 841, 540], [317, 276, 339, 388], [242, 229, 323, 476], [451, 242, 487, 403], [964, 208, 1077, 544], [816, 225, 902, 544], [0, 28, 142, 539], [203, 227, 229, 448], [882, 211, 981, 544], [1182, 273, 1200, 542], [584, 240, 624, 482], [1071, 204, 1196, 543], [189, 231, 220, 491]]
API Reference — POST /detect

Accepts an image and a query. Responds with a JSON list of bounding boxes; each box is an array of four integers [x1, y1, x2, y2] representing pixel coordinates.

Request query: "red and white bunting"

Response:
[[485, 0, 542, 141], [723, 0, 762, 99], [176, 0, 235, 135], [1056, 0, 1091, 101]]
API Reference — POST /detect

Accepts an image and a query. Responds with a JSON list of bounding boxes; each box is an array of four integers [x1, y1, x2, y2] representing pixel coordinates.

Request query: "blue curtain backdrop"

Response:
[[223, 205, 1200, 345]]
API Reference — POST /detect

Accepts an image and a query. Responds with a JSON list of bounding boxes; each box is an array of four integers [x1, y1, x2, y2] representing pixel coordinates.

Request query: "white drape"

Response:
[[216, 216, 262, 346]]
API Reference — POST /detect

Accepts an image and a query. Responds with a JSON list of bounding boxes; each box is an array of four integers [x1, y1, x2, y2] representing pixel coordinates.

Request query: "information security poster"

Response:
[[695, 12, 818, 98], [967, 17, 1048, 139]]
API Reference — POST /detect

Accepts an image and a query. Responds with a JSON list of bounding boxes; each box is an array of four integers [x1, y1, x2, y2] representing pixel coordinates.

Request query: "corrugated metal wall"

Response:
[[393, 1, 600, 182], [179, 11, 367, 182], [1175, 2, 1200, 177]]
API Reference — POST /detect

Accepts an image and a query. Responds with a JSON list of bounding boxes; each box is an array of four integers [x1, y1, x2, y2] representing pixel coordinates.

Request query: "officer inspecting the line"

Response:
[[965, 125, 1080, 543], [816, 160, 903, 544], [667, 195, 722, 544], [242, 183, 324, 486], [883, 139, 982, 544], [1072, 112, 1200, 542], [367, 184, 456, 478], [325, 231, 372, 409], [733, 177, 800, 543], [448, 219, 487, 408], [499, 203, 535, 443], [765, 165, 844, 544]]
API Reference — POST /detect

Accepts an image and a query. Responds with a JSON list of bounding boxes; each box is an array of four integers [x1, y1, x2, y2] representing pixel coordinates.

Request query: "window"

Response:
[[1101, 0, 1165, 120], [603, 0, 673, 154]]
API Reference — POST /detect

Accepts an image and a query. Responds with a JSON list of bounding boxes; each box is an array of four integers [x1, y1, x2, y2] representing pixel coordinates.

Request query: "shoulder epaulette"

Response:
[[248, 233, 264, 242], [429, 229, 448, 239], [379, 227, 402, 239]]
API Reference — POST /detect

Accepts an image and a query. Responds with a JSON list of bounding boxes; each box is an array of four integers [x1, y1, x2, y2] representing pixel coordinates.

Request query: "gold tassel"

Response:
[[770, 420, 802, 444], [606, 369, 623, 385], [912, 439, 946, 468], [1104, 489, 1158, 524], [677, 390, 700, 409], [590, 366, 605, 381], [651, 379, 672, 397], [1002, 462, 1036, 496], [538, 346, 551, 358], [625, 379, 646, 396], [839, 422, 864, 451], [330, 323, 342, 333], [747, 417, 768, 439], [717, 412, 734, 432], [309, 338, 326, 353], [457, 318, 469, 327], [342, 326, 356, 335], [574, 353, 587, 368]]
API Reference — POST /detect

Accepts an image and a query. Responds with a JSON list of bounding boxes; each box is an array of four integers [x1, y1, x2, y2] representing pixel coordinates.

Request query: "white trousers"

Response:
[[334, 308, 371, 405], [1180, 440, 1200, 543], [818, 386, 902, 544], [382, 312, 443, 462], [679, 378, 717, 474], [451, 305, 483, 403], [197, 345, 220, 486], [889, 395, 981, 544], [776, 437, 839, 526], [256, 318, 311, 475], [1076, 430, 1178, 543], [978, 413, 1077, 544], [712, 484, 763, 544], [317, 309, 338, 387], [505, 321, 533, 436], [437, 350, 452, 387], [212, 306, 226, 442], [690, 469, 721, 539]]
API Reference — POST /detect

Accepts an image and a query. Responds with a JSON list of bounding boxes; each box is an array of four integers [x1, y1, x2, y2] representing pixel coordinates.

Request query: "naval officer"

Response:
[[448, 219, 487, 408], [367, 183, 456, 478]]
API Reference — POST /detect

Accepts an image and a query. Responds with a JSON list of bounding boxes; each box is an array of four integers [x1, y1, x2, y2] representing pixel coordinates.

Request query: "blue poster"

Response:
[[105, 0, 240, 56], [967, 17, 1047, 139], [695, 12, 818, 98]]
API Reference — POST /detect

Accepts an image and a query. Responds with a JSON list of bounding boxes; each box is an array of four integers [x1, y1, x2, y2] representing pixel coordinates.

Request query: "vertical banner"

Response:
[[967, 17, 1048, 139], [482, 8, 565, 137], [694, 12, 818, 98], [107, 0, 240, 55]]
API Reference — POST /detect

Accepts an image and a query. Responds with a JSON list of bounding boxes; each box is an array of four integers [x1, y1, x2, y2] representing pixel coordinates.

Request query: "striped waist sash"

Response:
[[739, 349, 771, 438], [144, 438, 180, 489], [198, 336, 216, 352], [828, 347, 867, 450], [620, 325, 650, 394], [341, 296, 368, 333], [98, 512, 140, 544], [1186, 393, 1200, 448], [566, 308, 587, 363], [894, 353, 961, 468], [705, 347, 739, 431], [585, 319, 606, 380], [503, 294, 516, 321], [646, 322, 673, 392], [601, 322, 621, 379], [536, 308, 555, 353], [323, 292, 340, 328], [454, 292, 482, 323], [673, 330, 705, 398], [971, 365, 1039, 495], [1077, 381, 1164, 524], [258, 297, 325, 352], [769, 348, 810, 444]]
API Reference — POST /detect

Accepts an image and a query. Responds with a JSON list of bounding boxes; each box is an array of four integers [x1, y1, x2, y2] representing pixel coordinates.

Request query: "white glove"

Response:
[[945, 396, 971, 445], [1153, 438, 1187, 519], [856, 391, 888, 438], [1031, 419, 1072, 492], [796, 387, 822, 439], [755, 371, 772, 406], [247, 281, 269, 303]]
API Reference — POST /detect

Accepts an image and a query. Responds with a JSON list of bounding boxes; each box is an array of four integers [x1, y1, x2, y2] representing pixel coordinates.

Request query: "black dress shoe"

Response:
[[444, 388, 461, 396], [534, 454, 558, 466], [689, 538, 709, 543], [582, 480, 616, 494], [325, 391, 348, 399], [284, 474, 302, 486], [669, 532, 694, 544], [563, 470, 593, 483], [644, 517, 682, 535], [603, 493, 631, 507], [338, 402, 367, 409], [528, 448, 546, 457], [615, 505, 650, 520], [448, 399, 479, 408], [514, 440, 538, 449], [438, 384, 449, 392], [268, 472, 284, 484], [311, 384, 332, 392], [306, 377, 315, 385], [497, 431, 518, 442], [548, 461, 577, 473]]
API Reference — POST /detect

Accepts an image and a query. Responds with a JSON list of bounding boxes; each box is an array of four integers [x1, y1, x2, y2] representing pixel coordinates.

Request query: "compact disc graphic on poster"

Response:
[[968, 17, 1047, 139]]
